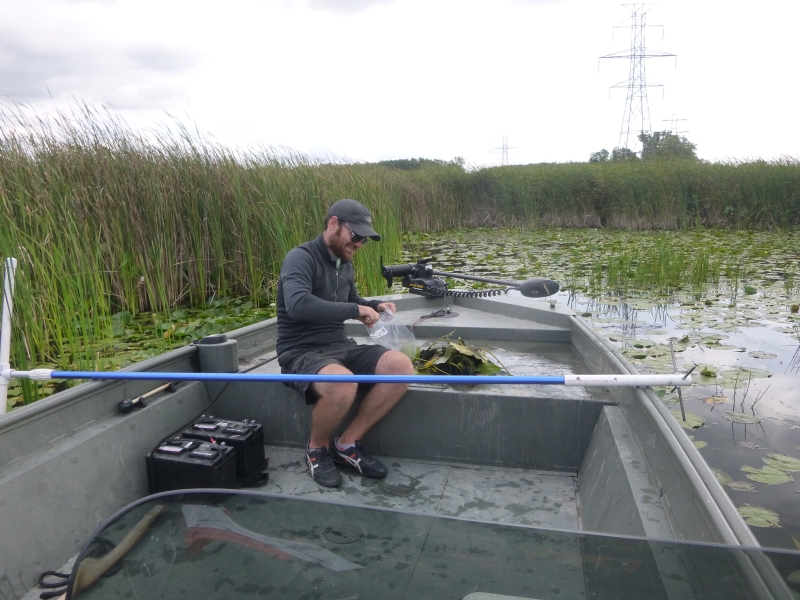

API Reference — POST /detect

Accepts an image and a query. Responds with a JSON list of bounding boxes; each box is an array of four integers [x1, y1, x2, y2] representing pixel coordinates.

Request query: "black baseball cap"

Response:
[[327, 199, 381, 241]]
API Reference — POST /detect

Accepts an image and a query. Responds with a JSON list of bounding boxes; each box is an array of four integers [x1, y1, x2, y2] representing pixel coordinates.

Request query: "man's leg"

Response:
[[339, 350, 414, 445], [309, 364, 358, 449]]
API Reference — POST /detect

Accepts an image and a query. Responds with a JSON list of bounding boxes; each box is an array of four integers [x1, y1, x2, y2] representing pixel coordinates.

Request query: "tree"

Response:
[[638, 131, 698, 161], [611, 147, 639, 162], [589, 149, 609, 163], [376, 157, 465, 170]]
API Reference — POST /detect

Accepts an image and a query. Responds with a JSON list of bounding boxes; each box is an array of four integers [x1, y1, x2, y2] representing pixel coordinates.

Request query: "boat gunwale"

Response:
[[569, 313, 760, 548]]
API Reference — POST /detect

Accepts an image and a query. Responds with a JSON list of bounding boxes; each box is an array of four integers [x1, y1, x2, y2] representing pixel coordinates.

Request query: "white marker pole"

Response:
[[0, 258, 18, 415]]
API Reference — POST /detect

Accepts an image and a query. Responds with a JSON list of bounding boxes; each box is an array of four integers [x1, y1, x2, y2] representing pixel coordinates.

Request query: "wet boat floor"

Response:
[[263, 445, 580, 531]]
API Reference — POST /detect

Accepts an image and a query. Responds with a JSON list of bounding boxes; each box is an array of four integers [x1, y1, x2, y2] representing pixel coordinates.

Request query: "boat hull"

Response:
[[0, 294, 757, 599]]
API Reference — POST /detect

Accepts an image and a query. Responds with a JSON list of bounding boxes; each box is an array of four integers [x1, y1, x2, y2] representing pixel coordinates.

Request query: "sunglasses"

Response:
[[342, 221, 369, 245]]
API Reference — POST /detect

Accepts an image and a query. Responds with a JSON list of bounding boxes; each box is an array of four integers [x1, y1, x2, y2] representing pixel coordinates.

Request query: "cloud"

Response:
[[304, 0, 397, 16], [508, 0, 568, 5], [0, 24, 202, 109], [128, 45, 202, 73]]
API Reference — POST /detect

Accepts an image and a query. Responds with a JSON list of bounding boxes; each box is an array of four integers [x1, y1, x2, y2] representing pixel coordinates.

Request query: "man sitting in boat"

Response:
[[276, 199, 414, 488]]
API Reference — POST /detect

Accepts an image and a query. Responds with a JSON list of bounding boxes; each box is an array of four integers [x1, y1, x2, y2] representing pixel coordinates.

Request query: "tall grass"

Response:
[[0, 103, 404, 399], [461, 159, 800, 229], [1, 102, 799, 405]]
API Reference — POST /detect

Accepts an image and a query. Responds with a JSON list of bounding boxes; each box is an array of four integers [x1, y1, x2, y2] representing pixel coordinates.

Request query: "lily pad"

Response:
[[741, 465, 794, 485], [724, 412, 762, 424], [704, 396, 728, 404], [748, 351, 778, 359], [671, 411, 704, 429], [737, 505, 780, 527], [712, 468, 733, 486], [692, 440, 707, 449], [762, 454, 800, 473], [728, 481, 756, 492], [719, 367, 772, 384]]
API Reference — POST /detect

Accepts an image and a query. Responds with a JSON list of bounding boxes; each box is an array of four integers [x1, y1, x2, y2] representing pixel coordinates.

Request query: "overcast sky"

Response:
[[1, 0, 797, 167]]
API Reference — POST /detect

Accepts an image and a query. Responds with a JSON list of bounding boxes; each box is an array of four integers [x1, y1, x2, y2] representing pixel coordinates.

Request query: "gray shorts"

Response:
[[278, 339, 390, 405]]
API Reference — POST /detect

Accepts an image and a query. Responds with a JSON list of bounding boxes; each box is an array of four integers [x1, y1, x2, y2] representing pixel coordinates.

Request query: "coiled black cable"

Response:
[[428, 287, 508, 298]]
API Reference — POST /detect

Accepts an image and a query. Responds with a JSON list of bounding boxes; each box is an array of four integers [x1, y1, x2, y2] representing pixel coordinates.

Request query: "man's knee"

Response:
[[376, 350, 415, 376], [313, 364, 358, 406]]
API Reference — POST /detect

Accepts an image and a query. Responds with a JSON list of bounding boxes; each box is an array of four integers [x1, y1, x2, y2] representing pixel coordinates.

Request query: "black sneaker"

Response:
[[333, 439, 388, 478], [306, 444, 342, 488]]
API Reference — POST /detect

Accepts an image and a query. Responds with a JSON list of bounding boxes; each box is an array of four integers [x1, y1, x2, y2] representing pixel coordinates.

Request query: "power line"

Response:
[[599, 3, 676, 152]]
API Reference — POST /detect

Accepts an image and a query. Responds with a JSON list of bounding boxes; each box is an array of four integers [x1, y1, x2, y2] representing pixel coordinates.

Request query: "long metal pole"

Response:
[[430, 270, 521, 288], [0, 258, 18, 415], [6, 369, 693, 387]]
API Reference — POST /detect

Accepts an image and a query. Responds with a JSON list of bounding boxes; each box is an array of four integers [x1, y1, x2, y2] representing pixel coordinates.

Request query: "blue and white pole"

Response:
[[7, 369, 693, 387]]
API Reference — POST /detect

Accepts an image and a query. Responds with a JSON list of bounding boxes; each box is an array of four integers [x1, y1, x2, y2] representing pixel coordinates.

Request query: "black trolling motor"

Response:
[[381, 257, 560, 299]]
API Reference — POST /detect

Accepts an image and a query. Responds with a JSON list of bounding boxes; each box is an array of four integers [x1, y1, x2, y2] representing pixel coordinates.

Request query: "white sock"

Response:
[[336, 437, 355, 451]]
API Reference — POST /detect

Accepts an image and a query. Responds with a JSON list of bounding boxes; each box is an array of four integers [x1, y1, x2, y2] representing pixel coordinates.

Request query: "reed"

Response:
[[2, 101, 799, 406], [459, 159, 800, 230], [0, 104, 404, 404]]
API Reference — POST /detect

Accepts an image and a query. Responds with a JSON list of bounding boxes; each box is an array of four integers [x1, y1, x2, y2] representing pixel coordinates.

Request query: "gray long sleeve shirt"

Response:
[[276, 235, 381, 356]]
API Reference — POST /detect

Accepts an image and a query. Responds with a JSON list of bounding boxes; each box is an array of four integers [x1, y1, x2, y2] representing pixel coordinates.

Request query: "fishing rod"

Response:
[[381, 257, 560, 299], [5, 368, 694, 387]]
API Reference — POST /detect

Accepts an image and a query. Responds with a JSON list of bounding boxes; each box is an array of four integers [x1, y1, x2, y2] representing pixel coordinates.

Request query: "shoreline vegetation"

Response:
[[1, 104, 799, 404]]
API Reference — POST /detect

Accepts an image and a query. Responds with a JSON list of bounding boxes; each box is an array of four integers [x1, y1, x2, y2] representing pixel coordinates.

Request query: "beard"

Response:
[[329, 225, 356, 260]]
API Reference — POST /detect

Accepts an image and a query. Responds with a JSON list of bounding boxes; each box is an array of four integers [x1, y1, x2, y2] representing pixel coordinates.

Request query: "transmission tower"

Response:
[[599, 4, 676, 153], [662, 114, 688, 136], [491, 133, 517, 166]]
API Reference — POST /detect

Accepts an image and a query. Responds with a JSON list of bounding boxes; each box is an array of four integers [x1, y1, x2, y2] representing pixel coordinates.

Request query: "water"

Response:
[[402, 228, 800, 549]]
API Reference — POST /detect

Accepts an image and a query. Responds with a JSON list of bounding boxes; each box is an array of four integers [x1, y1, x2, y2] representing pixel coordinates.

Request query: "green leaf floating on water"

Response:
[[719, 368, 772, 388], [741, 465, 794, 485], [671, 411, 704, 429], [724, 412, 762, 424], [762, 454, 800, 473], [688, 435, 707, 449], [737, 505, 780, 528], [728, 481, 756, 492], [748, 351, 778, 359], [712, 468, 733, 486]]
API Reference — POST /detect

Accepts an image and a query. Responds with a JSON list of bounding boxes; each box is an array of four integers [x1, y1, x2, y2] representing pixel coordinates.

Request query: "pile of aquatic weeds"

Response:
[[413, 335, 505, 376]]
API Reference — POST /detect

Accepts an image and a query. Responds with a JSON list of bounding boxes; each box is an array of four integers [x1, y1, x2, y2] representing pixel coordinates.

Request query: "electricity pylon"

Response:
[[600, 4, 676, 153]]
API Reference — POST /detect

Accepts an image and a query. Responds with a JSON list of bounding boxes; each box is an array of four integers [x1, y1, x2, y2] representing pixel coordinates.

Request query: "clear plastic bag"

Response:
[[367, 309, 418, 359]]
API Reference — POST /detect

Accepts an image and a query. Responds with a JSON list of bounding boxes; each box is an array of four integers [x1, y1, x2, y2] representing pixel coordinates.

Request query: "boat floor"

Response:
[[263, 445, 580, 531]]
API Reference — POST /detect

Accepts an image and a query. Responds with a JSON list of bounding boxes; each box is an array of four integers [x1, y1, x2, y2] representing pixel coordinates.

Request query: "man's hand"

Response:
[[357, 304, 381, 326], [376, 302, 396, 313]]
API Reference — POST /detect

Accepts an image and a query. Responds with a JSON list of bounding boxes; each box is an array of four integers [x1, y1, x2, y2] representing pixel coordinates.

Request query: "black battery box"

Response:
[[182, 415, 268, 485], [146, 436, 238, 494]]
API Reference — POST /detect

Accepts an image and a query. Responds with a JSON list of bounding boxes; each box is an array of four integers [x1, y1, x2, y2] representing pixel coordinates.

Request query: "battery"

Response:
[[181, 415, 266, 482], [146, 436, 238, 494]]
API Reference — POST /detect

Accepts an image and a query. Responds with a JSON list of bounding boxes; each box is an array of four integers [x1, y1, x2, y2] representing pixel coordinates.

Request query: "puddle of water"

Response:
[[403, 228, 800, 549]]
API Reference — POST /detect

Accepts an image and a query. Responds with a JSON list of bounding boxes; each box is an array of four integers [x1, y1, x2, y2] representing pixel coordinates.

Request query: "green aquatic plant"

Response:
[[728, 481, 756, 492], [737, 505, 780, 528], [762, 454, 800, 473], [713, 469, 733, 486], [672, 411, 704, 429], [414, 336, 504, 376], [741, 466, 793, 485], [724, 412, 762, 424]]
